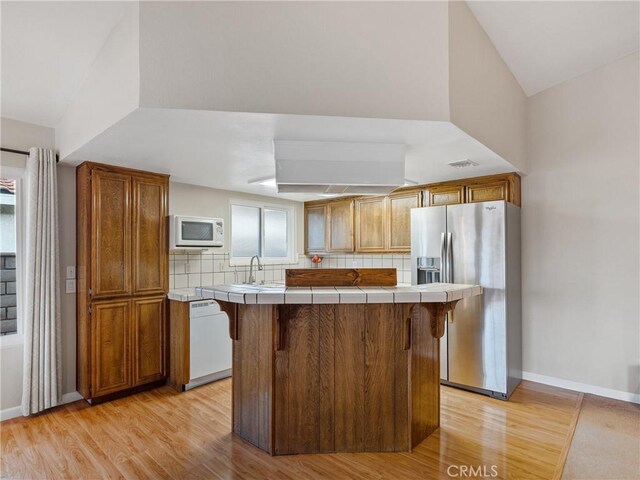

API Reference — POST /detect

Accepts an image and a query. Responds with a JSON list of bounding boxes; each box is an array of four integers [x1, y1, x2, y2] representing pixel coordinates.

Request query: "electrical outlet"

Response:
[[66, 266, 76, 279], [185, 263, 191, 273], [352, 261, 358, 268], [65, 279, 76, 293]]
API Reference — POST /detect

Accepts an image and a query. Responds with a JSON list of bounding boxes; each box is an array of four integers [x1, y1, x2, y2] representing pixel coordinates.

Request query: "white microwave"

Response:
[[170, 215, 224, 249]]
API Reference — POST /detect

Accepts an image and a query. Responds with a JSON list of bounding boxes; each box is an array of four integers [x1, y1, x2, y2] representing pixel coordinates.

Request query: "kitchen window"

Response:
[[0, 169, 24, 343], [230, 200, 296, 265]]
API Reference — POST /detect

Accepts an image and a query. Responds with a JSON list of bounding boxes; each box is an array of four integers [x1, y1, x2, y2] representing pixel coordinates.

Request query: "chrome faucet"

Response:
[[247, 255, 263, 285]]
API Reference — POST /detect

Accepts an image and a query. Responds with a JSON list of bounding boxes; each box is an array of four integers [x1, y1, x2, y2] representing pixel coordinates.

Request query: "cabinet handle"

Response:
[[440, 233, 446, 282], [446, 232, 453, 283], [276, 307, 287, 351], [404, 315, 412, 350]]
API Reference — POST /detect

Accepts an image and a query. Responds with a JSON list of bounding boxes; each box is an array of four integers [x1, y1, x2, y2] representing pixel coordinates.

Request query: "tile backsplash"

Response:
[[169, 252, 412, 289]]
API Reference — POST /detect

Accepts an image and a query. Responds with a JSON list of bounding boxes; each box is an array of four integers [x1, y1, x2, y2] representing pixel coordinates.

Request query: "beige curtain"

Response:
[[22, 148, 61, 416]]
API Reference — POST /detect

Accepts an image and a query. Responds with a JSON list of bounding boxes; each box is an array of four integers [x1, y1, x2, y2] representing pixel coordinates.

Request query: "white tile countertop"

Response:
[[195, 283, 482, 305], [167, 287, 214, 302]]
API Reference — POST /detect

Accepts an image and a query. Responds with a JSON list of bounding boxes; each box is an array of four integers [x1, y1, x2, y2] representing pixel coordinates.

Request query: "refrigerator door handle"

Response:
[[440, 232, 446, 282], [446, 232, 453, 283]]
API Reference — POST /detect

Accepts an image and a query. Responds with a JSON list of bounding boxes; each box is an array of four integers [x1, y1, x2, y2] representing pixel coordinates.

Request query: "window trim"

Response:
[[0, 166, 25, 346], [229, 199, 297, 266]]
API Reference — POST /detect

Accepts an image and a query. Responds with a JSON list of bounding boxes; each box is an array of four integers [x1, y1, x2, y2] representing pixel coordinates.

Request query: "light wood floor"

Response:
[[1, 380, 582, 480]]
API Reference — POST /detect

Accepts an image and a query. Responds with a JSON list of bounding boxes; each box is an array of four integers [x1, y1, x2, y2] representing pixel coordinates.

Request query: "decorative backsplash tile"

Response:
[[168, 252, 412, 289]]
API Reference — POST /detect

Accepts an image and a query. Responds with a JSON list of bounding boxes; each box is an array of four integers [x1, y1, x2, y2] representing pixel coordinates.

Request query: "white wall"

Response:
[[56, 3, 139, 159], [0, 119, 78, 414], [523, 54, 639, 398], [448, 1, 527, 173], [170, 181, 304, 253], [139, 1, 450, 122]]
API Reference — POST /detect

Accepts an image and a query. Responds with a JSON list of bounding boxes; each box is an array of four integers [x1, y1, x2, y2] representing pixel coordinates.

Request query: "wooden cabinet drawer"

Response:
[[466, 181, 507, 203], [425, 186, 464, 206]]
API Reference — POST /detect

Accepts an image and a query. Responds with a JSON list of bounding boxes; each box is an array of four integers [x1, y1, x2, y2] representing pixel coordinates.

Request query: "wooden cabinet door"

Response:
[[91, 300, 132, 397], [425, 185, 464, 206], [91, 170, 132, 298], [305, 205, 327, 253], [387, 191, 421, 252], [132, 175, 168, 296], [466, 181, 507, 204], [355, 196, 387, 253], [327, 200, 354, 252], [132, 296, 166, 386]]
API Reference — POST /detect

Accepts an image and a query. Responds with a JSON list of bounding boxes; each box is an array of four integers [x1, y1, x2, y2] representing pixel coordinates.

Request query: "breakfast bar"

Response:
[[196, 283, 482, 456]]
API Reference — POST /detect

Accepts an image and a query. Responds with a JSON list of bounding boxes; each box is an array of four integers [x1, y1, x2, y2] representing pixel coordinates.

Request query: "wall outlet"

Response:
[[352, 261, 358, 268], [65, 279, 76, 294], [185, 263, 191, 273], [66, 266, 76, 279]]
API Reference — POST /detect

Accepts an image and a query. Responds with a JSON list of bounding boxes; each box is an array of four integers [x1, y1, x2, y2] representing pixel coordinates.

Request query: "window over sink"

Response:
[[229, 200, 296, 265]]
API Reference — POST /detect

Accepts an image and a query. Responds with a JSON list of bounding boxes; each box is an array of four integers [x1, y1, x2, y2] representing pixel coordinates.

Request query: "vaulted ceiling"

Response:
[[2, 1, 637, 127], [1, 1, 128, 127], [467, 1, 639, 95], [1, 1, 638, 201]]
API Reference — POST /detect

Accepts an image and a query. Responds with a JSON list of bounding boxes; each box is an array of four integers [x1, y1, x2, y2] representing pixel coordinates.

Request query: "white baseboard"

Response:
[[0, 391, 84, 422], [0, 406, 21, 422], [523, 371, 640, 404], [61, 391, 84, 404]]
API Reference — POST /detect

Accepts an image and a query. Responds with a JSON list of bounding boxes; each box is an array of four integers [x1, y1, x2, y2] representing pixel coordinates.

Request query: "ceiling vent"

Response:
[[448, 159, 479, 168], [274, 140, 406, 195]]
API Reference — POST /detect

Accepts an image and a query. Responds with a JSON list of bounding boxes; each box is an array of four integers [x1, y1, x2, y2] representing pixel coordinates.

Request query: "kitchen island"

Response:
[[196, 283, 482, 456]]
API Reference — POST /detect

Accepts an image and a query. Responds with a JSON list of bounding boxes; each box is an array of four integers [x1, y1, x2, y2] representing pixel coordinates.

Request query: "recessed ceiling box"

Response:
[[274, 140, 406, 195]]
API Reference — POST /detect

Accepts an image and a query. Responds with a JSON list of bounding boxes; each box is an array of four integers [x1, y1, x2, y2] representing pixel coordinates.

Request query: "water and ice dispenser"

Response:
[[416, 256, 441, 284]]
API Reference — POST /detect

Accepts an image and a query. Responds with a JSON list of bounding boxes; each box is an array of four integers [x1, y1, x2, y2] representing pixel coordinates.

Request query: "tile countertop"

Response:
[[195, 283, 482, 305], [167, 288, 214, 302]]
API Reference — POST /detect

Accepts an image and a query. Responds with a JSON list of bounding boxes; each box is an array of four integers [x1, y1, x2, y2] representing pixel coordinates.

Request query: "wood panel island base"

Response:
[[196, 284, 482, 456]]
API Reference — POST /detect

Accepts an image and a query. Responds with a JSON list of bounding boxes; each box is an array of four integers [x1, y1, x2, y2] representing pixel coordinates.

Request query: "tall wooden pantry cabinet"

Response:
[[76, 162, 169, 403]]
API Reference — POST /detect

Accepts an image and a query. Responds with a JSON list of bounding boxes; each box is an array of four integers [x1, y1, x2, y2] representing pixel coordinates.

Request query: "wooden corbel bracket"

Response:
[[217, 301, 239, 341], [425, 300, 460, 339]]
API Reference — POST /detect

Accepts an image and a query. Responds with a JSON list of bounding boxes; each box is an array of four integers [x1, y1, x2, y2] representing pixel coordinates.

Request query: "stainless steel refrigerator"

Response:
[[411, 200, 522, 399]]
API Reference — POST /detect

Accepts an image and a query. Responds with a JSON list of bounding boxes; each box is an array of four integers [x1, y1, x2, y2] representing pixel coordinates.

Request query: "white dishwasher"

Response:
[[187, 300, 232, 390]]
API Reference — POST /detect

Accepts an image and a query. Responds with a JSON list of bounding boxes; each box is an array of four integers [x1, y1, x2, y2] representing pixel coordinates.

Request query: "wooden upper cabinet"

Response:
[[91, 169, 132, 298], [425, 185, 464, 206], [387, 190, 421, 252], [91, 299, 132, 397], [132, 175, 168, 295], [354, 190, 420, 253], [466, 180, 507, 204], [132, 296, 166, 386], [355, 196, 387, 252], [302, 173, 520, 255], [327, 200, 354, 252], [305, 204, 327, 253]]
